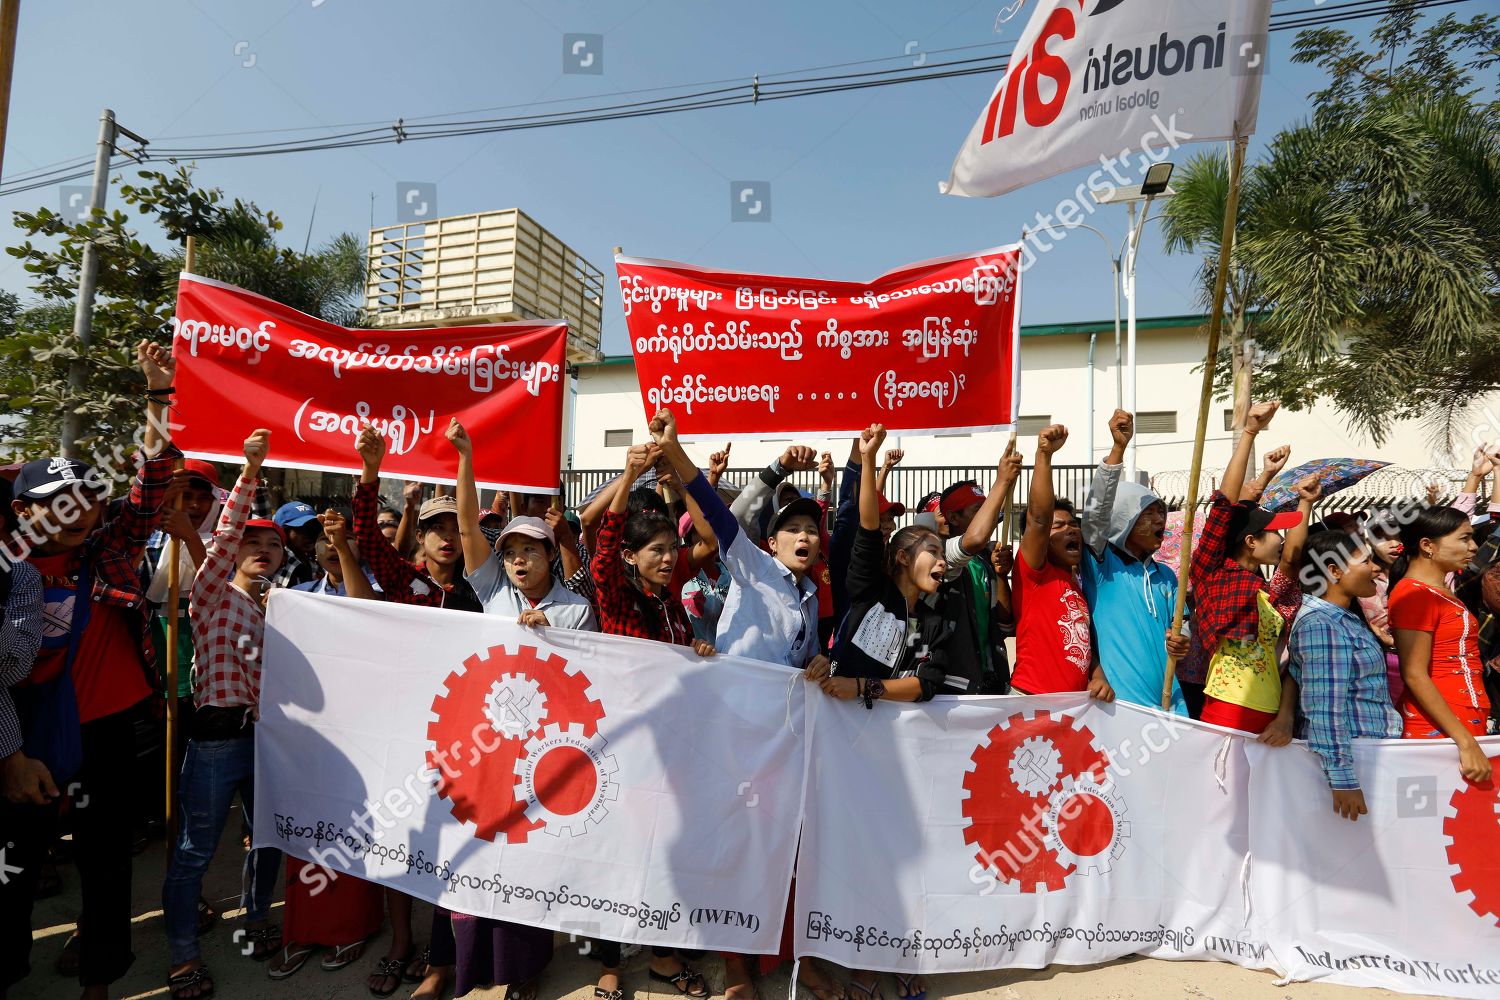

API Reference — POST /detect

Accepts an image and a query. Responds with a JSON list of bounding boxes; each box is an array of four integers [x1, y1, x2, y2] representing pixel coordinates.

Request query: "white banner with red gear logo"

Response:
[[253, 591, 807, 953], [797, 696, 1500, 998]]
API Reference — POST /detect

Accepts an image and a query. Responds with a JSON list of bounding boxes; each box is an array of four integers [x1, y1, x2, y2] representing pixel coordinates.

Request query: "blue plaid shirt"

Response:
[[1288, 594, 1402, 790]]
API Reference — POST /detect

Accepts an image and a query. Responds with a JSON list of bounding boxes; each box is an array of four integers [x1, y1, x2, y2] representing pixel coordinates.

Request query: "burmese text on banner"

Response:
[[617, 248, 1021, 439], [254, 591, 806, 953], [171, 272, 567, 493], [795, 695, 1500, 998], [942, 0, 1274, 198]]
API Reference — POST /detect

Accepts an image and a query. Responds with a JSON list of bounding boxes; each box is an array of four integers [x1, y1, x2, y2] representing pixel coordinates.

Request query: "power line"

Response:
[[0, 0, 1478, 198]]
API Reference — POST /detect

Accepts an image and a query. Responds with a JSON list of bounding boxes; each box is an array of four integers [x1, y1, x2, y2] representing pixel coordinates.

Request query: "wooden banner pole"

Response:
[[164, 235, 194, 845], [1161, 136, 1248, 710]]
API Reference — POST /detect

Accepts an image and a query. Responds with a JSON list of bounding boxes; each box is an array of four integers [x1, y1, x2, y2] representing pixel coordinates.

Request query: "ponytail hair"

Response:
[[1390, 504, 1469, 589], [885, 525, 941, 581]]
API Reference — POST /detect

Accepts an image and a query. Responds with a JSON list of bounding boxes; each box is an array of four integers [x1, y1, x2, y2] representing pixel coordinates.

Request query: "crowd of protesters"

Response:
[[0, 346, 1496, 1000]]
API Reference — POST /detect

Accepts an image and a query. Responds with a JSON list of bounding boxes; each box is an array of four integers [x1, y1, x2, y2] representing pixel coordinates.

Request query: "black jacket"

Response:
[[830, 527, 954, 701]]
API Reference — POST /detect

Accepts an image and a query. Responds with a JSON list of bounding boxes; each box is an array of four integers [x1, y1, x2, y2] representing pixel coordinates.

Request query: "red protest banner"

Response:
[[617, 246, 1021, 439], [170, 273, 567, 492]]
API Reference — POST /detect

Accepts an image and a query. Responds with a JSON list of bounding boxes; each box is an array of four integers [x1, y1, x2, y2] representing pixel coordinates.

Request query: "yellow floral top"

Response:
[[1204, 590, 1285, 714]]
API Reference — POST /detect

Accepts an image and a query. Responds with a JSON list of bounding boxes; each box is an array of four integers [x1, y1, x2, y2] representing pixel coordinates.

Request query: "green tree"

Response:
[[1163, 3, 1500, 448], [1, 166, 365, 462]]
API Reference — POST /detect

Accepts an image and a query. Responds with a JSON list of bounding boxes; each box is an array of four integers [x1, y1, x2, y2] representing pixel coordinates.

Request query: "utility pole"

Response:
[[0, 0, 21, 182], [59, 108, 148, 457]]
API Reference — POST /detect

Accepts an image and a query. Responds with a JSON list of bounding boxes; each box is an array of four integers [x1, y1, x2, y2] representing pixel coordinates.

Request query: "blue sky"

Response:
[[1, 0, 1391, 354]]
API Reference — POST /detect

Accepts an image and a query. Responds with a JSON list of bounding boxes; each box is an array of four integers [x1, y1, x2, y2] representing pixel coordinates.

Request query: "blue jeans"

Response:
[[162, 736, 281, 965]]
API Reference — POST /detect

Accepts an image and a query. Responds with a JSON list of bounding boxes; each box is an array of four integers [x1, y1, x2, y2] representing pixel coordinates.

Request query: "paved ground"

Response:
[[18, 833, 1403, 1000]]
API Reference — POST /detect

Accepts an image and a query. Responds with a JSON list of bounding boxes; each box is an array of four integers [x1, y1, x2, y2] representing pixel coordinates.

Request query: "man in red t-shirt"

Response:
[[1011, 424, 1114, 700], [2, 341, 179, 1000]]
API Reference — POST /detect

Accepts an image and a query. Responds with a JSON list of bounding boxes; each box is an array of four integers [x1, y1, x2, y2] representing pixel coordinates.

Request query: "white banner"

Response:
[[941, 0, 1273, 198], [254, 591, 807, 953], [1247, 740, 1500, 998], [796, 695, 1500, 995]]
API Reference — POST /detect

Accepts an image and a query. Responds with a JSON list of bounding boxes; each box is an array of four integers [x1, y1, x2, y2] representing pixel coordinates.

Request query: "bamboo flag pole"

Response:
[[1161, 135, 1248, 710], [164, 236, 194, 842]]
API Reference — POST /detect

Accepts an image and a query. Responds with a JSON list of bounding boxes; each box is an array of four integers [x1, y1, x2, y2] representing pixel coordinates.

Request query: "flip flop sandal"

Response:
[[321, 940, 366, 971], [267, 943, 316, 980], [650, 967, 712, 998], [196, 898, 219, 936], [894, 975, 926, 1000], [401, 947, 431, 982], [242, 925, 283, 962], [505, 976, 542, 1000], [848, 981, 883, 1000], [594, 989, 625, 1000], [369, 956, 406, 998], [168, 964, 215, 999]]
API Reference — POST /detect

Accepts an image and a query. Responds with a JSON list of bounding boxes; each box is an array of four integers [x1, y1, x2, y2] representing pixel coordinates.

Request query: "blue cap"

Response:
[[12, 457, 107, 500], [273, 500, 318, 529]]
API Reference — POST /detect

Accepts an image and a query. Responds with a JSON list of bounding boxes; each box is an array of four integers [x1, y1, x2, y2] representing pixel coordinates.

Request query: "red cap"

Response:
[[244, 518, 287, 543], [1264, 510, 1303, 532], [940, 482, 987, 515], [921, 494, 943, 514], [878, 494, 906, 517], [182, 459, 220, 488]]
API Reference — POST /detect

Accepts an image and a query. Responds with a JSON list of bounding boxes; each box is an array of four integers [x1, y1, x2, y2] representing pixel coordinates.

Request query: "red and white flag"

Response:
[[942, 0, 1273, 198], [617, 248, 1022, 439], [170, 274, 567, 493]]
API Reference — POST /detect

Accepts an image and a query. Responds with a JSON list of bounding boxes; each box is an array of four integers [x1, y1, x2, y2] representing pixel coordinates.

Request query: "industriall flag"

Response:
[[941, 0, 1274, 198]]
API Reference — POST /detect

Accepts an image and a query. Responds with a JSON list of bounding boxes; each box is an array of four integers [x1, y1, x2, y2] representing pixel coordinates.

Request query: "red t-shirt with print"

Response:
[[1010, 554, 1092, 695]]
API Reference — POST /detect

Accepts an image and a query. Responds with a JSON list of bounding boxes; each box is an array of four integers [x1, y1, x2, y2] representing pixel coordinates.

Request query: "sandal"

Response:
[[894, 975, 925, 1000], [848, 980, 882, 1000], [322, 939, 367, 970], [506, 975, 542, 1000], [168, 964, 216, 999], [595, 989, 625, 1000], [369, 955, 406, 998], [266, 942, 315, 980], [242, 925, 283, 962], [196, 898, 219, 936], [402, 947, 431, 983], [55, 929, 81, 977], [650, 966, 712, 998]]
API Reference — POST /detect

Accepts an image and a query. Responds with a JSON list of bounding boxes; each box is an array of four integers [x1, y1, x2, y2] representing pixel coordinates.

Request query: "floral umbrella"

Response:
[[1261, 458, 1390, 513]]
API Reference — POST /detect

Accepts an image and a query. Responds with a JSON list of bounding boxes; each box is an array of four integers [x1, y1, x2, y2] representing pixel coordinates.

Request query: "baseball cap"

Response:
[[770, 496, 822, 535], [274, 501, 319, 529], [878, 494, 907, 518], [13, 457, 107, 501], [940, 480, 986, 515], [478, 508, 505, 524], [243, 517, 286, 543], [417, 495, 459, 524], [1227, 502, 1302, 541], [919, 491, 943, 515], [498, 514, 555, 550], [182, 459, 220, 489]]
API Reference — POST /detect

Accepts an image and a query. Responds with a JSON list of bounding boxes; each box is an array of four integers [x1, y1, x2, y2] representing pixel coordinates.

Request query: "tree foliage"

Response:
[[1, 166, 364, 461]]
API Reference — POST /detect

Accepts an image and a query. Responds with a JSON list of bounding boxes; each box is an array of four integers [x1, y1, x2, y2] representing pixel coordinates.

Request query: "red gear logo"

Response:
[[426, 644, 608, 843], [960, 710, 1126, 892], [1444, 781, 1500, 926]]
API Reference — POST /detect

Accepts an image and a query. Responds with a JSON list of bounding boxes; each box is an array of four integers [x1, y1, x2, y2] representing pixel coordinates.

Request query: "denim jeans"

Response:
[[161, 736, 281, 965]]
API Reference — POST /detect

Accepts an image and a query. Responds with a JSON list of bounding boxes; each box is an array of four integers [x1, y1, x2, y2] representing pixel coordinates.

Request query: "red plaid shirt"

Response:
[[352, 481, 475, 609], [190, 474, 265, 709], [590, 509, 691, 646], [1189, 491, 1301, 651]]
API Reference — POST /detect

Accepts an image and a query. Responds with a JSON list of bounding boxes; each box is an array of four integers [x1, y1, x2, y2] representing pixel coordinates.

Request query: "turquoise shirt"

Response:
[[1081, 544, 1188, 716]]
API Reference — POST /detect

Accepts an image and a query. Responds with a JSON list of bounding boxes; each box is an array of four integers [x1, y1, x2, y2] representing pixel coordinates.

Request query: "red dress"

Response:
[[1389, 578, 1490, 738]]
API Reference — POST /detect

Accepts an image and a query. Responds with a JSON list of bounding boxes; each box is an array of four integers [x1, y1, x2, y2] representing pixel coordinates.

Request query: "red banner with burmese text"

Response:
[[170, 273, 567, 493], [617, 247, 1022, 439]]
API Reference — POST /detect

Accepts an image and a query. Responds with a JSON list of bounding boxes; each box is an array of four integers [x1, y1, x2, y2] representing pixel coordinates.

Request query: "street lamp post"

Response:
[[1094, 162, 1175, 480]]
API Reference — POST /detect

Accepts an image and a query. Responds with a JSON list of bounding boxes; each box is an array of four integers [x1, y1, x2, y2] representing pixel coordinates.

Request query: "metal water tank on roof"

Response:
[[363, 209, 604, 363]]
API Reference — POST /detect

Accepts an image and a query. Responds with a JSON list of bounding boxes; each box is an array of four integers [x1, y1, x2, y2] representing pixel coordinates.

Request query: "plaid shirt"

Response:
[[190, 475, 266, 709], [590, 509, 691, 645], [0, 562, 44, 757], [1288, 594, 1402, 789], [352, 481, 476, 609], [1190, 492, 1300, 652]]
